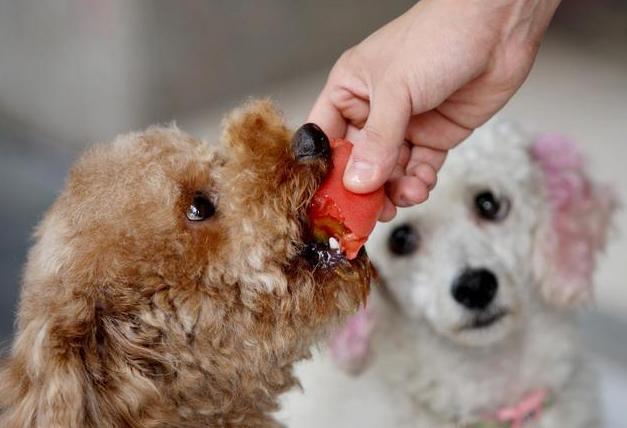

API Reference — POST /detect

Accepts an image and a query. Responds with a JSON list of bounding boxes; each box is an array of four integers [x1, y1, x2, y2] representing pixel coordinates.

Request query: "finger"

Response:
[[347, 132, 411, 175], [387, 162, 406, 182], [404, 120, 449, 194], [406, 109, 473, 151], [386, 175, 430, 207], [344, 83, 411, 193], [308, 82, 371, 138], [408, 162, 438, 191], [406, 146, 447, 191], [378, 196, 397, 222], [397, 141, 411, 169], [307, 90, 348, 139], [332, 92, 370, 130], [406, 146, 448, 173]]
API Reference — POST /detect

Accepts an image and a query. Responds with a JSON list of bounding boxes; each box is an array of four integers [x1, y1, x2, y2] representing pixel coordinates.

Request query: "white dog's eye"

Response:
[[186, 193, 216, 221], [388, 224, 419, 256], [474, 191, 510, 222]]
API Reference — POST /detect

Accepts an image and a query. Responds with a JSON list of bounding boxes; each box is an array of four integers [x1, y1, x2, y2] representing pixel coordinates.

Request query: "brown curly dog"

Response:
[[0, 100, 370, 427]]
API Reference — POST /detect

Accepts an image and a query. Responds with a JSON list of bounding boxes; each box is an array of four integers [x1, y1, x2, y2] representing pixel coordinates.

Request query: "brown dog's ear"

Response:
[[219, 99, 298, 200], [220, 98, 291, 160], [328, 304, 376, 376], [531, 134, 618, 308]]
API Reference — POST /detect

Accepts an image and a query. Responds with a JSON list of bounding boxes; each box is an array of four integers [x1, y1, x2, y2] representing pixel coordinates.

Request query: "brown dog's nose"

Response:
[[292, 123, 330, 162]]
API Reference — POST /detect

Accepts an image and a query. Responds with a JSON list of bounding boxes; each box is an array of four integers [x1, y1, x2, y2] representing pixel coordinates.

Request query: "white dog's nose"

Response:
[[451, 268, 498, 310]]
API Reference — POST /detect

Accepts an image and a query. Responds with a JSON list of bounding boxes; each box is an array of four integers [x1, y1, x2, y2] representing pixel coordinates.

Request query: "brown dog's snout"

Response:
[[292, 123, 330, 162]]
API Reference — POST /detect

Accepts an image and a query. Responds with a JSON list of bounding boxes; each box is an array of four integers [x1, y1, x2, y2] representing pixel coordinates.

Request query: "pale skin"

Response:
[[309, 0, 562, 220]]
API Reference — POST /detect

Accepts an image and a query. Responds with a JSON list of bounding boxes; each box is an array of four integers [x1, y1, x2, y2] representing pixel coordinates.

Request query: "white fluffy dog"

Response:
[[278, 122, 616, 428]]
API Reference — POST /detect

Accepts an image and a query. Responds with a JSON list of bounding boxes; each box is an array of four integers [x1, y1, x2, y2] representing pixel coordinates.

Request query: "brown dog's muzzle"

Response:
[[292, 123, 340, 267], [292, 123, 370, 274]]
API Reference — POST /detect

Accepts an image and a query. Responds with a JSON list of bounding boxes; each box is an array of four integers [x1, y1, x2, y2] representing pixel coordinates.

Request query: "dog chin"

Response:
[[443, 310, 515, 347]]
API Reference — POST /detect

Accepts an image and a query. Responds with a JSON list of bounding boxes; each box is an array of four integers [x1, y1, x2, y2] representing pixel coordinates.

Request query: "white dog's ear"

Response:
[[531, 134, 617, 307], [328, 304, 375, 375]]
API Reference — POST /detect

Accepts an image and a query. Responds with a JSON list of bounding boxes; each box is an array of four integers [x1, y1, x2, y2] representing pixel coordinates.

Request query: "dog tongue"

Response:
[[308, 138, 385, 259]]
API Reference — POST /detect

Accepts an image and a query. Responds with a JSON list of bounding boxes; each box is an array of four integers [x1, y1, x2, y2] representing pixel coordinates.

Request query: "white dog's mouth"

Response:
[[459, 308, 509, 331]]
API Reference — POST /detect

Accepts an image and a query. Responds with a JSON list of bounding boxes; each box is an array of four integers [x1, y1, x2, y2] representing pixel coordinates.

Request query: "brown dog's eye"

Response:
[[474, 191, 510, 222], [186, 193, 215, 221]]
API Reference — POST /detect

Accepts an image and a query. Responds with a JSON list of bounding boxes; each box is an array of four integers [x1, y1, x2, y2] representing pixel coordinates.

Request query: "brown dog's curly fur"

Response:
[[0, 100, 370, 427]]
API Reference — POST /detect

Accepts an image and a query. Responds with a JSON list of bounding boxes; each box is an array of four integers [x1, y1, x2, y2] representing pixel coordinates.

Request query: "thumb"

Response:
[[344, 85, 410, 193]]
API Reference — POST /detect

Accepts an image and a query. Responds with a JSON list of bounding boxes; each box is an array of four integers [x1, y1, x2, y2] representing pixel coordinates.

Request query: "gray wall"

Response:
[[0, 0, 415, 149]]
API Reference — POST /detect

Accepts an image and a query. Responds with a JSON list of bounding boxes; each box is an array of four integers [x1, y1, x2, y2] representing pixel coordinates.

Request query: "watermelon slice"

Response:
[[308, 138, 385, 259]]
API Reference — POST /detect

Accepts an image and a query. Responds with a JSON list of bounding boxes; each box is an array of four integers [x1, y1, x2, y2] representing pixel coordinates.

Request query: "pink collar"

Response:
[[475, 389, 551, 428]]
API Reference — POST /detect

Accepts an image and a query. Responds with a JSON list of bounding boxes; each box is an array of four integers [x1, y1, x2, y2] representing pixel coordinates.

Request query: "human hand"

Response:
[[308, 0, 561, 220]]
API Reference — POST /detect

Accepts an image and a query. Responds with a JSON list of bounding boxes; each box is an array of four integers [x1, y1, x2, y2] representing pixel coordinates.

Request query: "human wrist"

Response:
[[496, 0, 562, 44], [415, 0, 561, 38]]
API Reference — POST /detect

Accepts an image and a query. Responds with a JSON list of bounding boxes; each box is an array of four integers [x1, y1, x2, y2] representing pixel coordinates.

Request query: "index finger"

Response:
[[307, 89, 348, 139]]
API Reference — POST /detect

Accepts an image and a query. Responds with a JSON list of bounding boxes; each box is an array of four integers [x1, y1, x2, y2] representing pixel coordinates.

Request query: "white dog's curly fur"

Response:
[[278, 121, 616, 428]]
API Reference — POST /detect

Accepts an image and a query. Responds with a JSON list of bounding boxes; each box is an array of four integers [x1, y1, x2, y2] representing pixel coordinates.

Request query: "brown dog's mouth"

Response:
[[301, 236, 370, 270], [302, 240, 349, 268], [299, 238, 372, 306]]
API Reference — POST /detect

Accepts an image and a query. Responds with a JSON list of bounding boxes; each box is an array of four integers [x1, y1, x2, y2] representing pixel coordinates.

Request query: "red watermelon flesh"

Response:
[[307, 138, 385, 259]]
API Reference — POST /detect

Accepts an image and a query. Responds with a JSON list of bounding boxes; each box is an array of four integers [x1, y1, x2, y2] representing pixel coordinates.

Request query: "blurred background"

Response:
[[0, 0, 625, 423]]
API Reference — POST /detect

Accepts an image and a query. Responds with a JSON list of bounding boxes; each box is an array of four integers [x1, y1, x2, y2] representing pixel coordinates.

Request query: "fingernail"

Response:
[[345, 160, 375, 186], [397, 196, 413, 207]]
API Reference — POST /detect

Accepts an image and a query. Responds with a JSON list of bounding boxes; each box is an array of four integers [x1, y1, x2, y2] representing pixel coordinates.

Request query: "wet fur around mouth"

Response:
[[0, 100, 371, 427]]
